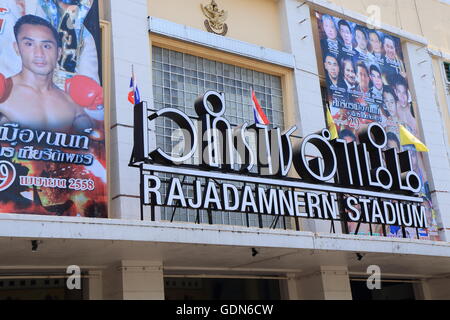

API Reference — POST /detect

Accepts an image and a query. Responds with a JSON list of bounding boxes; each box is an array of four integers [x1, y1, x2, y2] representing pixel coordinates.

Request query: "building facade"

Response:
[[0, 0, 450, 300]]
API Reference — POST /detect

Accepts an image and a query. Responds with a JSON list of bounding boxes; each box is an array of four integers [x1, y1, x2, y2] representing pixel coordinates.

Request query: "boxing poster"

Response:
[[315, 12, 440, 240], [0, 0, 107, 218]]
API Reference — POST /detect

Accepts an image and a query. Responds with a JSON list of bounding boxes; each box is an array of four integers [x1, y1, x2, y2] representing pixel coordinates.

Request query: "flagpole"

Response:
[[132, 64, 136, 93]]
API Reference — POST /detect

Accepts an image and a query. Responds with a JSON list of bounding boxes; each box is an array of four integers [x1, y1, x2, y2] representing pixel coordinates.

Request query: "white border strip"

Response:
[[141, 164, 423, 203], [0, 214, 448, 257], [148, 16, 296, 69]]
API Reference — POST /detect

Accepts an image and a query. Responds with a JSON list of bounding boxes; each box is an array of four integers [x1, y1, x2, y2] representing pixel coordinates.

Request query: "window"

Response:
[[151, 46, 291, 229], [152, 46, 284, 149], [444, 62, 450, 82], [444, 62, 450, 95]]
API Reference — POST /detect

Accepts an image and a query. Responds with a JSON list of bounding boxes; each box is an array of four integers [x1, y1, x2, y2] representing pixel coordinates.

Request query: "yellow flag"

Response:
[[326, 107, 338, 140], [399, 125, 429, 152]]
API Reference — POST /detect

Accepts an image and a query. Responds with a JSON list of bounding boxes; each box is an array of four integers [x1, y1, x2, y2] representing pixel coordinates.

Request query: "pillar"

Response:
[[103, 261, 165, 300], [108, 0, 155, 220], [404, 42, 450, 241], [84, 270, 103, 300], [278, 0, 343, 234], [284, 266, 353, 300]]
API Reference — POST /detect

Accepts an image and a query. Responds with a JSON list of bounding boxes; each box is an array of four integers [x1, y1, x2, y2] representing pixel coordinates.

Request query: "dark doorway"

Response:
[[164, 277, 281, 300], [351, 279, 416, 300], [0, 277, 83, 300]]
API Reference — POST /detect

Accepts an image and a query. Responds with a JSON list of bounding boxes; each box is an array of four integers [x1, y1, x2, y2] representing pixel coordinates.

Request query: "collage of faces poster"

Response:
[[315, 12, 440, 240], [0, 0, 107, 218]]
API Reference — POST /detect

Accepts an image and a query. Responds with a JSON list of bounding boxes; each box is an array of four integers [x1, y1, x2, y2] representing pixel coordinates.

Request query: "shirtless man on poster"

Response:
[[0, 14, 93, 132], [394, 76, 417, 134]]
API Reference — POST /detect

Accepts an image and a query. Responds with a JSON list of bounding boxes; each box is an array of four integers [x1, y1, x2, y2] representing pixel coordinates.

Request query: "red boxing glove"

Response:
[[65, 75, 103, 110], [0, 73, 13, 104]]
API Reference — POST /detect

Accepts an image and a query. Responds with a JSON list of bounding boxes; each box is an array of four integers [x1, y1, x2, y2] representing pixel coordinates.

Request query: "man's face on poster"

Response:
[[355, 30, 367, 51], [357, 66, 370, 92], [370, 70, 383, 90], [343, 61, 356, 85], [383, 92, 397, 116], [369, 32, 382, 54], [395, 84, 408, 108], [324, 56, 339, 81], [14, 24, 60, 77], [323, 18, 337, 40], [384, 39, 397, 60], [339, 25, 352, 47]]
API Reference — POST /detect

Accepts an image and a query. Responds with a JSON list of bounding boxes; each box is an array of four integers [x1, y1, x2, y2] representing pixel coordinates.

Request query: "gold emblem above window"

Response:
[[201, 0, 228, 36]]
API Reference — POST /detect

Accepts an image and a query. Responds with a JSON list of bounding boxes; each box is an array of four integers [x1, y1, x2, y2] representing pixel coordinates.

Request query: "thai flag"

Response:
[[128, 66, 141, 105], [251, 89, 270, 125]]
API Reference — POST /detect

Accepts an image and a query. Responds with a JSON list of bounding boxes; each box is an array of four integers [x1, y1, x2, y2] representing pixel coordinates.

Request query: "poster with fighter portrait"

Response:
[[0, 0, 107, 218], [315, 12, 440, 240]]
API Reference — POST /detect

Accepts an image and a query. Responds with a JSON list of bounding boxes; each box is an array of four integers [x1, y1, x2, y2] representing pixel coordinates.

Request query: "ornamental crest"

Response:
[[201, 0, 228, 36]]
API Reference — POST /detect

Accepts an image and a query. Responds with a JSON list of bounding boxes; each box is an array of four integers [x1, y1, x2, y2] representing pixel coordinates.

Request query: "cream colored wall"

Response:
[[148, 0, 283, 51], [329, 0, 450, 53]]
